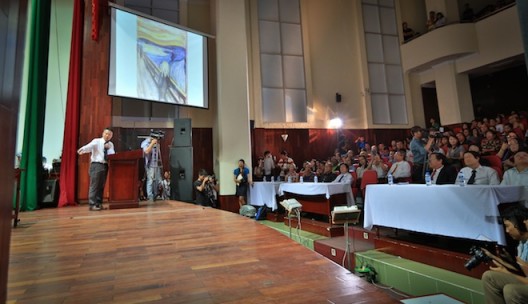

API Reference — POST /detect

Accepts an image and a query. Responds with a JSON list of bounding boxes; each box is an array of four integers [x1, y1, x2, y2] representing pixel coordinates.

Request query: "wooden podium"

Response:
[[107, 150, 144, 209]]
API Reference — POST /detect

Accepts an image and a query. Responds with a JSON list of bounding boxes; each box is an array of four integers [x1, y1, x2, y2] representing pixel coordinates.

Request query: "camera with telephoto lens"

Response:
[[464, 246, 492, 270], [150, 130, 165, 139]]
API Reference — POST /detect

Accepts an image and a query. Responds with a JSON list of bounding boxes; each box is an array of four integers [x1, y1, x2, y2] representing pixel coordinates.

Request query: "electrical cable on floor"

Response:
[[371, 281, 410, 298]]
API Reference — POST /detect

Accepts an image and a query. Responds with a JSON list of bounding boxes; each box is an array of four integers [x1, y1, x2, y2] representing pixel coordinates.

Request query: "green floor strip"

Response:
[[258, 220, 328, 250], [356, 250, 484, 304]]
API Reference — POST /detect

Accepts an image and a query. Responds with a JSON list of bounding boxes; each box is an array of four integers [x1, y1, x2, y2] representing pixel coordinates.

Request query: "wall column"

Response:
[[433, 61, 474, 125], [215, 0, 252, 198]]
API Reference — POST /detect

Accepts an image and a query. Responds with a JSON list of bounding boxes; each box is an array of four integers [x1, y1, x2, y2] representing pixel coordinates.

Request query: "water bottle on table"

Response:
[[387, 172, 393, 185], [425, 171, 431, 186], [457, 171, 465, 186]]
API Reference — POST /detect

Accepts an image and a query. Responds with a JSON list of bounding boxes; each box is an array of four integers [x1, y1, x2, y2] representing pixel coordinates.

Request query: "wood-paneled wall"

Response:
[[1, 0, 27, 301]]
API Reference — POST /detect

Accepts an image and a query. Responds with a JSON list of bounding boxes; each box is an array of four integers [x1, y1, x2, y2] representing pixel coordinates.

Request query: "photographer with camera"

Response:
[[481, 205, 528, 304], [194, 169, 211, 207], [141, 130, 164, 202]]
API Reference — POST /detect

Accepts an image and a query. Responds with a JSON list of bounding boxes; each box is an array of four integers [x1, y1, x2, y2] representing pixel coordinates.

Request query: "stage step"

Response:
[[257, 220, 327, 250], [282, 216, 348, 237], [355, 250, 484, 304]]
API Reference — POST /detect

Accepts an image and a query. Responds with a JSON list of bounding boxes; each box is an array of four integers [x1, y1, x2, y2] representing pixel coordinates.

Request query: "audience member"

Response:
[[501, 150, 528, 201], [402, 22, 416, 42], [446, 135, 465, 170], [284, 164, 299, 182], [320, 162, 338, 183], [234, 159, 252, 207], [410, 126, 434, 183], [460, 151, 500, 185], [498, 138, 521, 171], [426, 11, 436, 30], [253, 156, 264, 181], [277, 150, 295, 179], [428, 152, 457, 185], [435, 12, 446, 27], [388, 149, 411, 182], [355, 155, 369, 180], [368, 154, 388, 180], [333, 163, 353, 184], [481, 130, 502, 155], [263, 150, 275, 181]]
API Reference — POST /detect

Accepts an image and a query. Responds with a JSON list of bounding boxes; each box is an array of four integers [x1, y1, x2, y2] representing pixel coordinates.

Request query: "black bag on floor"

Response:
[[255, 206, 267, 220]]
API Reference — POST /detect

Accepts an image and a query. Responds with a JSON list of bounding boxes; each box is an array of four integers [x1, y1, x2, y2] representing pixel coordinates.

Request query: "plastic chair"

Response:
[[360, 170, 378, 199]]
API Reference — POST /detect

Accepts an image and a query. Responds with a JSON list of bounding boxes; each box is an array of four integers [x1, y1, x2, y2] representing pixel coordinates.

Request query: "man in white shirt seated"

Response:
[[333, 163, 353, 184], [501, 150, 528, 202], [388, 149, 411, 182], [460, 151, 500, 185]]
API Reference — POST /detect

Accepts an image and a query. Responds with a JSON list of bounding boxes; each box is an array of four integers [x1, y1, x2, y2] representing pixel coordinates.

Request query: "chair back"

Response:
[[351, 171, 359, 197], [360, 170, 378, 198]]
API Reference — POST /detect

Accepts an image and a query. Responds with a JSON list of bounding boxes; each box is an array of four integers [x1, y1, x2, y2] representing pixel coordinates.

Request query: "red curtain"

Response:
[[58, 0, 84, 207]]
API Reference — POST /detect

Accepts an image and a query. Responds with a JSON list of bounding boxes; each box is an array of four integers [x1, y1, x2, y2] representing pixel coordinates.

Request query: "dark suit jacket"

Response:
[[434, 165, 457, 185]]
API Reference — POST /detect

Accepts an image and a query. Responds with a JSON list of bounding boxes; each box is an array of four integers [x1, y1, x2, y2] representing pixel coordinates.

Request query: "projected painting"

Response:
[[136, 18, 187, 104]]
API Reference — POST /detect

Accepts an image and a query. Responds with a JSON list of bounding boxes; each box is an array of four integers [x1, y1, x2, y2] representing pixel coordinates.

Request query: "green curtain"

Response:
[[19, 0, 52, 211]]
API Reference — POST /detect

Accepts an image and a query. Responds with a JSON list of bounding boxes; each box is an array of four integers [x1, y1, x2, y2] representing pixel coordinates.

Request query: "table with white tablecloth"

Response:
[[248, 182, 282, 210], [363, 184, 525, 245]]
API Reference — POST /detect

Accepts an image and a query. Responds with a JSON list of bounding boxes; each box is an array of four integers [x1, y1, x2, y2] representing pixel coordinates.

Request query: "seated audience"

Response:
[[481, 130, 502, 155], [498, 138, 521, 171], [355, 155, 369, 180], [320, 162, 338, 183], [388, 149, 411, 182], [501, 150, 528, 199], [367, 154, 388, 180], [253, 156, 264, 181], [482, 205, 528, 304], [446, 135, 465, 170], [284, 164, 299, 182], [277, 150, 295, 179], [300, 162, 315, 182], [460, 151, 500, 185], [428, 152, 457, 185], [333, 163, 353, 184]]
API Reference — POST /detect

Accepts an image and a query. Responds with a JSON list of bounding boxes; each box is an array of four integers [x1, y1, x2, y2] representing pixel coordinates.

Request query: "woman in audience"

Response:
[[468, 128, 481, 145], [446, 135, 465, 170], [426, 11, 436, 30], [497, 138, 521, 171], [253, 156, 264, 181], [438, 136, 449, 154], [284, 164, 299, 182], [481, 130, 502, 155], [355, 155, 368, 187]]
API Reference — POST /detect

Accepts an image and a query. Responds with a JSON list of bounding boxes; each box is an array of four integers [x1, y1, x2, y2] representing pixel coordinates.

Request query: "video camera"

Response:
[[150, 130, 165, 139], [429, 131, 443, 139]]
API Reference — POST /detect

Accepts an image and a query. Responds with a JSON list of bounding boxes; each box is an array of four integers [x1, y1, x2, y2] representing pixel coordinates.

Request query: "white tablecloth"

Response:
[[278, 182, 354, 205], [363, 184, 525, 245], [248, 182, 282, 210]]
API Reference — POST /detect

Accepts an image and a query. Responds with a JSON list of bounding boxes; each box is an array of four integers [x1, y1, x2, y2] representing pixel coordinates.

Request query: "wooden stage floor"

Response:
[[8, 201, 399, 303]]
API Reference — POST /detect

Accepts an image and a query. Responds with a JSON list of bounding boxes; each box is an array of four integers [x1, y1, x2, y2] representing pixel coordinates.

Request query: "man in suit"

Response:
[[428, 152, 457, 185]]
